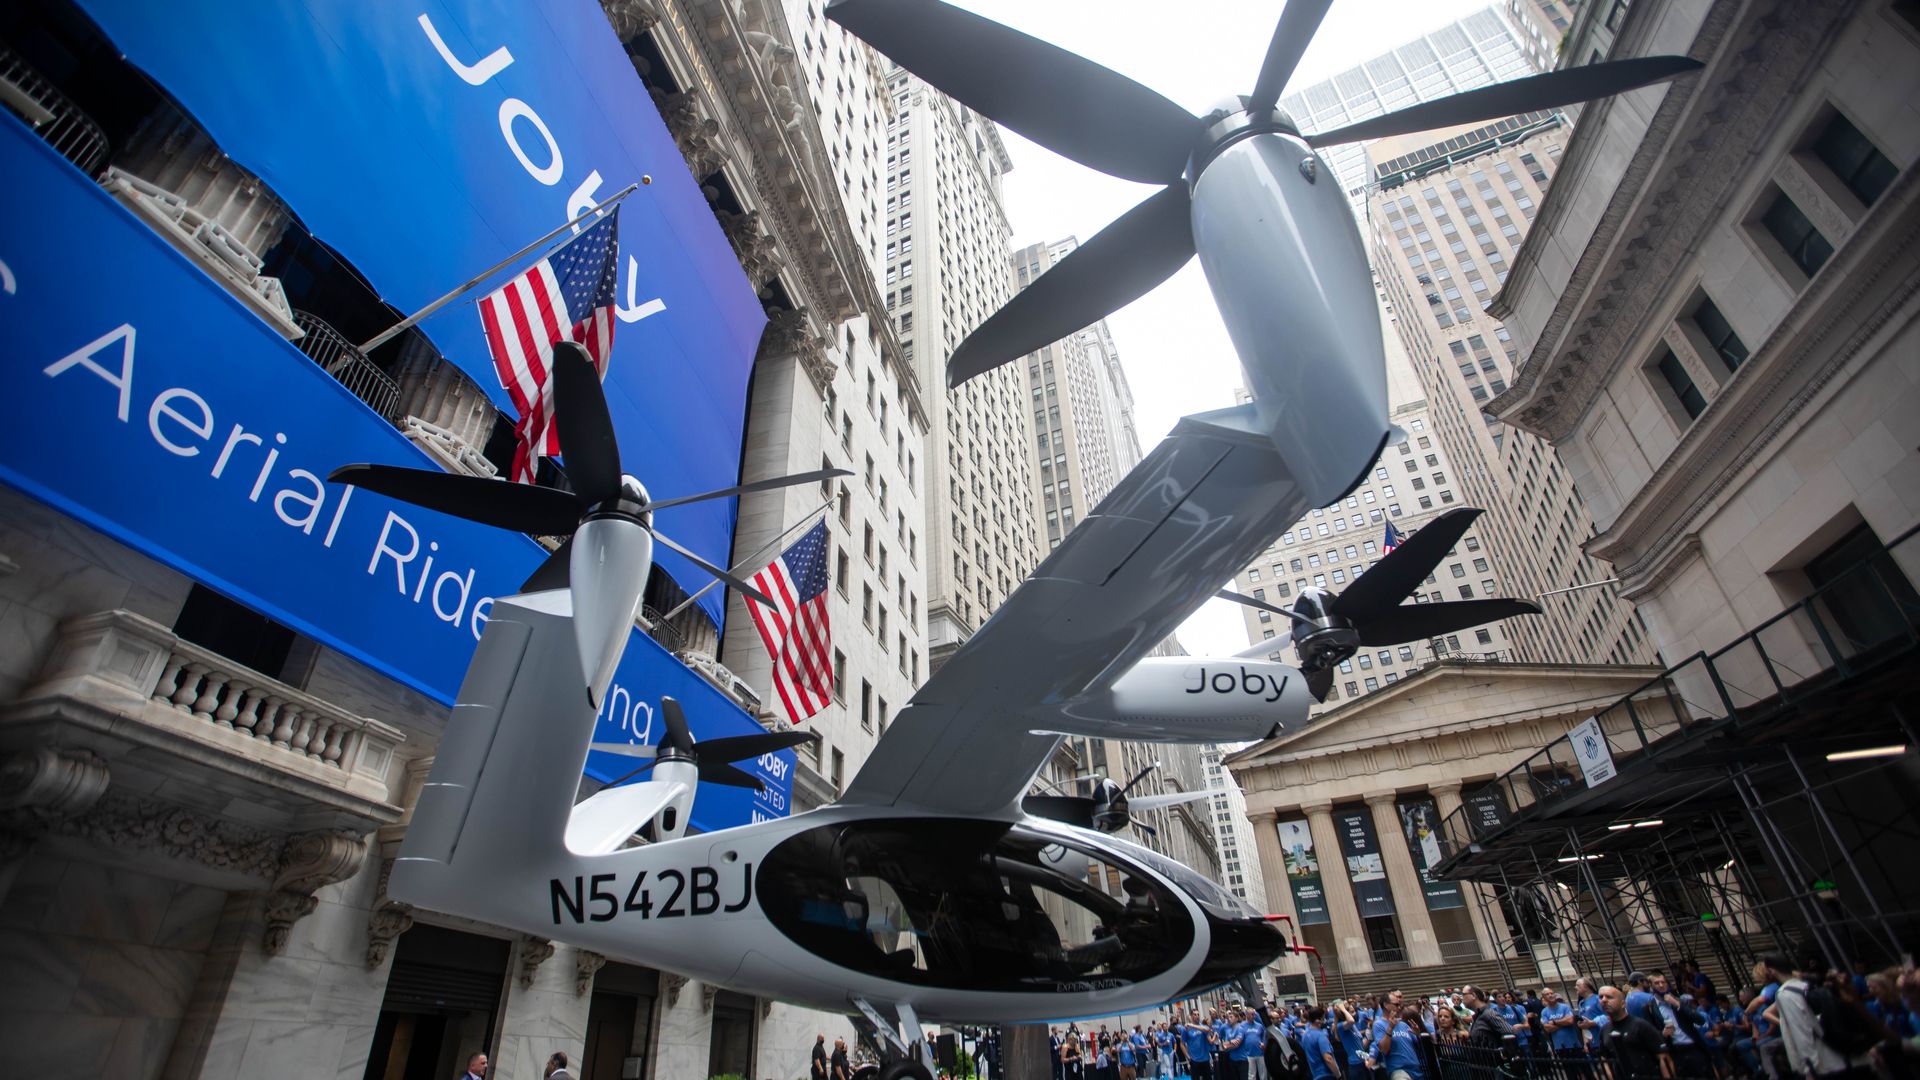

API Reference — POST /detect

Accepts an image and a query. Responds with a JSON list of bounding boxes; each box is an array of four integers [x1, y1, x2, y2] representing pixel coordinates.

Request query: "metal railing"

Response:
[[293, 310, 401, 420], [1436, 525, 1920, 863], [1, 44, 111, 176]]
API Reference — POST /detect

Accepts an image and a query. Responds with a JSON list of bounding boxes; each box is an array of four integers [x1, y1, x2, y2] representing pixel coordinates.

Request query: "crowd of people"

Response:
[[1045, 954, 1920, 1080]]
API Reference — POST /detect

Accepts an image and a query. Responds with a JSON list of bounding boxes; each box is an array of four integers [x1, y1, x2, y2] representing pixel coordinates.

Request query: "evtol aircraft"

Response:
[[325, 0, 1704, 1072]]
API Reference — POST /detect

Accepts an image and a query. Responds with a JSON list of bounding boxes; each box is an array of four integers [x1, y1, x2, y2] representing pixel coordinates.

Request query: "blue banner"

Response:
[[0, 115, 790, 831], [70, 0, 765, 623]]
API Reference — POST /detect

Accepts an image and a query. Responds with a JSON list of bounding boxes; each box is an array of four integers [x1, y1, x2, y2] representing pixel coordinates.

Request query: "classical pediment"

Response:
[[1226, 660, 1661, 770]]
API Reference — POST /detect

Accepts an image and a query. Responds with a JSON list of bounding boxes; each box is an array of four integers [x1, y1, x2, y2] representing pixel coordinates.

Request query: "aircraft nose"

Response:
[[1181, 912, 1287, 997]]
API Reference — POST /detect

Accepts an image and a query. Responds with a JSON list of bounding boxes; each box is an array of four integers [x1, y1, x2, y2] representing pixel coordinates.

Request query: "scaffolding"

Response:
[[1429, 526, 1920, 993]]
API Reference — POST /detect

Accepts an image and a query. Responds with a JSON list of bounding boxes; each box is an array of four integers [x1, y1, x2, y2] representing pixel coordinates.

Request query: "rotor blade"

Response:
[[1306, 55, 1703, 147], [658, 696, 695, 757], [949, 184, 1194, 387], [588, 741, 659, 759], [1134, 821, 1158, 839], [1215, 589, 1305, 621], [1305, 666, 1334, 703], [1248, 0, 1334, 111], [652, 530, 778, 608], [825, 0, 1197, 184], [605, 756, 663, 788], [328, 463, 583, 535], [1022, 795, 1097, 829], [695, 758, 766, 791], [1130, 790, 1211, 812], [565, 780, 685, 856], [519, 536, 572, 593], [1356, 598, 1544, 647], [551, 342, 623, 506], [1120, 761, 1160, 798], [638, 468, 852, 514], [1333, 507, 1484, 620], [1233, 629, 1294, 657], [695, 730, 813, 765]]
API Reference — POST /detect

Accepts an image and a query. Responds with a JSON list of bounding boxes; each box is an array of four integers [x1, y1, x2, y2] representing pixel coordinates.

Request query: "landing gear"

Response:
[[849, 998, 937, 1080]]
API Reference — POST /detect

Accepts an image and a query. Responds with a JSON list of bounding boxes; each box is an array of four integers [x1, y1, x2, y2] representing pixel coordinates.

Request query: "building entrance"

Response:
[[364, 924, 509, 1080]]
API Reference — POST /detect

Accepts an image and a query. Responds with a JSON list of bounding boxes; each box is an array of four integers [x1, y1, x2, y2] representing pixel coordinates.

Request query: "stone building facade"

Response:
[[1225, 661, 1676, 998], [1490, 0, 1920, 678]]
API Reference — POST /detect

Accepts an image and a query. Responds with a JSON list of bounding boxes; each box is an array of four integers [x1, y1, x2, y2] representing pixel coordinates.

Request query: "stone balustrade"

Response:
[[20, 610, 402, 807]]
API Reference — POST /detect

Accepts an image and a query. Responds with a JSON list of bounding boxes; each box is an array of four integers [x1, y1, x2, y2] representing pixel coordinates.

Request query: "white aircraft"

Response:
[[332, 330, 1538, 1078]]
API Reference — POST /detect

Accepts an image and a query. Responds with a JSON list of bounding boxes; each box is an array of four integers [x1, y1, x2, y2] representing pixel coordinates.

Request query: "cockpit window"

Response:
[[760, 819, 1196, 992]]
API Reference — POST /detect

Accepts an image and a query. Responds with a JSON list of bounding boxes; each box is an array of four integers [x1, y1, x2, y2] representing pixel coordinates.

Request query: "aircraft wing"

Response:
[[839, 403, 1317, 816]]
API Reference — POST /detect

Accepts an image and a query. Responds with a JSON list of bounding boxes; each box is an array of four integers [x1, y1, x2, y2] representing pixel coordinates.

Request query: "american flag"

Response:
[[478, 210, 621, 484], [743, 520, 833, 726], [1383, 520, 1405, 555]]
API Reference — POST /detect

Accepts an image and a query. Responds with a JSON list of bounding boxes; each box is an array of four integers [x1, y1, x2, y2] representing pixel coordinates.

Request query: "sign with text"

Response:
[[1276, 819, 1329, 925], [1397, 798, 1466, 910], [0, 116, 790, 831], [1464, 786, 1512, 837], [1569, 716, 1617, 788], [1333, 807, 1396, 919], [72, 0, 766, 622]]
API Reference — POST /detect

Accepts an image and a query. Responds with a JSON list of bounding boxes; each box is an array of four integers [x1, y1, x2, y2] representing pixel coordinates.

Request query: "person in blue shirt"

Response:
[[1299, 1008, 1341, 1080], [1369, 989, 1405, 1073], [1212, 1011, 1235, 1077], [1234, 1009, 1268, 1080], [1330, 1001, 1370, 1080], [1498, 990, 1530, 1052], [1117, 1027, 1139, 1080], [1539, 986, 1583, 1069], [1179, 1010, 1217, 1080], [1624, 972, 1661, 1028], [1155, 1024, 1177, 1079], [1382, 1007, 1427, 1080]]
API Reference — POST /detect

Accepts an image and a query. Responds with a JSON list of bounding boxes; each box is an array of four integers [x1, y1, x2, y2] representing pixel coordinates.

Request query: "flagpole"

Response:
[[357, 182, 641, 353], [657, 496, 836, 625]]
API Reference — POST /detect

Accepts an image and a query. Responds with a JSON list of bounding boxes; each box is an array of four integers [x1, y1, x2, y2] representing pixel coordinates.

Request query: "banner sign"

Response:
[[1570, 716, 1618, 787], [1333, 807, 1396, 919], [1397, 799, 1466, 910], [71, 0, 766, 622], [1464, 786, 1512, 837], [0, 115, 790, 831], [1276, 819, 1329, 925]]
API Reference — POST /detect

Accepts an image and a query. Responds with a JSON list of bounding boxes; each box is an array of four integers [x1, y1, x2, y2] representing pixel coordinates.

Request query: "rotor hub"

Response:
[[588, 475, 653, 525], [1188, 97, 1305, 181]]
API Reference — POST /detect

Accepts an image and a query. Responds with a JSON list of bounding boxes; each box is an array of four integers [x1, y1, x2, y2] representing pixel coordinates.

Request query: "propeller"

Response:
[[594, 697, 811, 793], [826, 0, 1703, 385], [1215, 508, 1542, 700], [330, 341, 850, 705], [1022, 762, 1207, 837]]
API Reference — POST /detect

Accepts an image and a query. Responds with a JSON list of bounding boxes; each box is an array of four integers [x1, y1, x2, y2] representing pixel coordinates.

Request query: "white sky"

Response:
[[952, 0, 1499, 656]]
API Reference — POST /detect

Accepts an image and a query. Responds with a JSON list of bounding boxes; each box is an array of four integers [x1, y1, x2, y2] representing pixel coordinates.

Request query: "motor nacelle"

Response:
[[1030, 657, 1309, 742]]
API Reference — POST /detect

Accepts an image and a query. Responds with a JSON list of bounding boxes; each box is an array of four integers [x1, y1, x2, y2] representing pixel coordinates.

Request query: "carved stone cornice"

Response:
[[8, 788, 282, 879], [602, 0, 662, 41], [762, 306, 836, 392], [518, 935, 557, 989], [648, 87, 726, 182], [1494, 0, 1847, 438], [264, 829, 369, 954], [662, 970, 690, 1006], [701, 981, 720, 1012], [575, 949, 608, 996], [366, 858, 415, 969], [715, 207, 784, 291]]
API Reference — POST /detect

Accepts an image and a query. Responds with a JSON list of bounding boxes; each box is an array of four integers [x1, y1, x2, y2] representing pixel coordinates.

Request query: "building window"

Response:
[[1759, 191, 1834, 277], [832, 649, 846, 701], [860, 680, 874, 731], [1691, 293, 1749, 372], [1654, 347, 1707, 420], [1810, 110, 1898, 207]]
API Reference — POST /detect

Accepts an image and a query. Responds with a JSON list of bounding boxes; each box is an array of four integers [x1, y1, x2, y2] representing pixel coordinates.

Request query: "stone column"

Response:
[[1303, 801, 1373, 975], [1248, 810, 1311, 977], [1365, 792, 1445, 967], [1430, 782, 1502, 961]]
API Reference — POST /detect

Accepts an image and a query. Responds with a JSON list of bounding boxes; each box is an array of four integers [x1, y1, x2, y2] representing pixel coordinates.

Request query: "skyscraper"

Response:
[[882, 70, 1044, 672], [1278, 3, 1566, 219], [1365, 114, 1655, 666]]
